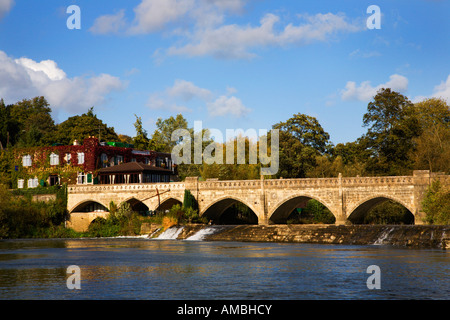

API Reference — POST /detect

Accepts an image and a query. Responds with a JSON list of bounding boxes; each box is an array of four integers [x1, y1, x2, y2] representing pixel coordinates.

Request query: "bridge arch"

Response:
[[121, 197, 150, 214], [69, 199, 109, 213], [155, 197, 183, 212], [201, 196, 259, 224], [347, 194, 415, 224], [269, 194, 337, 224]]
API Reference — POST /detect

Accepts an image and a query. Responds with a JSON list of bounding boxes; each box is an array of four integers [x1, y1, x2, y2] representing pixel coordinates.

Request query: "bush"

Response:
[[422, 180, 450, 225], [363, 200, 414, 224]]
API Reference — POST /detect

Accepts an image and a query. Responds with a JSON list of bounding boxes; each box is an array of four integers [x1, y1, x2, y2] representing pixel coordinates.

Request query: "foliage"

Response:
[[363, 200, 414, 225], [422, 180, 450, 225], [183, 189, 198, 211], [273, 113, 332, 178], [361, 88, 419, 175], [287, 200, 335, 224], [1, 97, 56, 148], [149, 114, 191, 153], [52, 107, 119, 145], [0, 184, 68, 239], [132, 114, 150, 150], [88, 202, 142, 237], [409, 98, 450, 174]]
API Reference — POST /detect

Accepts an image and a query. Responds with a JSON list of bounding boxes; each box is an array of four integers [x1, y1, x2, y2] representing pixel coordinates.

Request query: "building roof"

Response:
[[98, 161, 172, 174]]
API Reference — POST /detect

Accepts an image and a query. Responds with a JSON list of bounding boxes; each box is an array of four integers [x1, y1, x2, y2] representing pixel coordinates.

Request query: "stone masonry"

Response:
[[66, 170, 449, 231]]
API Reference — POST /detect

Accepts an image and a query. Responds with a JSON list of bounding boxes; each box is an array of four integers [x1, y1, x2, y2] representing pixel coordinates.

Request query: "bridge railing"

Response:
[[67, 182, 185, 193], [67, 172, 449, 194]]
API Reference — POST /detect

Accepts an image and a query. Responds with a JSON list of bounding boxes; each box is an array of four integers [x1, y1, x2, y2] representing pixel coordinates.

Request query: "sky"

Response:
[[0, 0, 449, 145]]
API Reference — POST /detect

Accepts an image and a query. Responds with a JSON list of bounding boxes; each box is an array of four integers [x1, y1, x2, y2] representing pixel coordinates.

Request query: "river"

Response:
[[1, 235, 449, 301]]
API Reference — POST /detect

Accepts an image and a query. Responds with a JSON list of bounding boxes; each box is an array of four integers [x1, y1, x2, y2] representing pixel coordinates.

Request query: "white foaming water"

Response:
[[186, 227, 221, 241], [373, 227, 395, 245], [155, 226, 184, 239]]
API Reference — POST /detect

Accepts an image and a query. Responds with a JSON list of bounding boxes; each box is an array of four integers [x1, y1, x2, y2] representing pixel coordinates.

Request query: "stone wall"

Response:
[[163, 224, 450, 249]]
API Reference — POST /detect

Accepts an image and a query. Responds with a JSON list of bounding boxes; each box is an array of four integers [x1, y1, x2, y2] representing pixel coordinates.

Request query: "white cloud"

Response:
[[147, 79, 250, 117], [413, 74, 450, 103], [207, 95, 251, 117], [128, 0, 194, 34], [91, 0, 241, 36], [167, 79, 213, 101], [91, 0, 361, 59], [430, 75, 450, 101], [0, 0, 14, 19], [89, 9, 127, 35], [341, 74, 409, 101], [168, 12, 361, 59], [147, 93, 191, 113], [0, 51, 126, 113]]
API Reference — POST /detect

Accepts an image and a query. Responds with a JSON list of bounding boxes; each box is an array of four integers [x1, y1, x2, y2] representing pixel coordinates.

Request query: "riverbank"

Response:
[[145, 223, 450, 249]]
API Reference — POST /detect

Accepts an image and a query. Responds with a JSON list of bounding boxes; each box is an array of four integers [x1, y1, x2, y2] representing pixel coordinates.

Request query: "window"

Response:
[[115, 155, 123, 165], [77, 172, 85, 184], [22, 155, 32, 167], [101, 153, 108, 168], [66, 153, 71, 165], [49, 175, 59, 186], [17, 179, 24, 189], [77, 152, 85, 164], [28, 178, 38, 188], [50, 153, 59, 166]]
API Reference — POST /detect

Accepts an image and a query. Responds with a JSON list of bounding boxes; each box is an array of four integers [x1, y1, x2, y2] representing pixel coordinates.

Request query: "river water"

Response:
[[0, 237, 449, 300]]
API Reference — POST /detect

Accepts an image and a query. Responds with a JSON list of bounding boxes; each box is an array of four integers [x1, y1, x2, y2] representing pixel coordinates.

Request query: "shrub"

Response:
[[422, 180, 450, 225]]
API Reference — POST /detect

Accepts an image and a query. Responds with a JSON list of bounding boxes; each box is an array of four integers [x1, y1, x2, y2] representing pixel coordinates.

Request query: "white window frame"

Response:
[[77, 152, 85, 164], [22, 155, 32, 167], [50, 153, 59, 166], [17, 179, 24, 189], [66, 153, 71, 165], [77, 172, 85, 185], [28, 177, 38, 188]]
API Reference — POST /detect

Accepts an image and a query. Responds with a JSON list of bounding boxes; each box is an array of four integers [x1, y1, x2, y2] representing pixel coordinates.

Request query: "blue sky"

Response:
[[0, 0, 449, 145]]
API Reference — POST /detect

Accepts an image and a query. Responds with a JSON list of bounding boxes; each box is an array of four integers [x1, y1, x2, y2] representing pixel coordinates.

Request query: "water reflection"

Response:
[[0, 238, 449, 300]]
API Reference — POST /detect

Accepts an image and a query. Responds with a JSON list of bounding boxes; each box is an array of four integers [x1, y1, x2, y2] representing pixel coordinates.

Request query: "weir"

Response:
[[147, 224, 450, 249]]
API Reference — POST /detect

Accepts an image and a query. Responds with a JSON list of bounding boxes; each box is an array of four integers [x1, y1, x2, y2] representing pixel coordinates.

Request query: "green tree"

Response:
[[149, 114, 191, 153], [183, 189, 198, 211], [133, 114, 150, 150], [409, 98, 450, 173], [361, 88, 419, 175], [5, 97, 56, 147], [53, 107, 119, 145], [273, 113, 332, 178], [422, 180, 450, 225]]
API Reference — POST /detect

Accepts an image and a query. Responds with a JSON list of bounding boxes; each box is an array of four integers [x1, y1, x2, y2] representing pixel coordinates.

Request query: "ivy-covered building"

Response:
[[12, 136, 175, 188]]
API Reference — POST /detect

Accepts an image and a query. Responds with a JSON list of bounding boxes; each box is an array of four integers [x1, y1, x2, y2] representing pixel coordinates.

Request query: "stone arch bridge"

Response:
[[66, 170, 448, 232]]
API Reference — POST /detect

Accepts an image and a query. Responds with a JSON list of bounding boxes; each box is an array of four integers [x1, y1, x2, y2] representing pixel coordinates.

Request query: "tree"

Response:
[[53, 107, 118, 145], [183, 189, 198, 211], [361, 88, 419, 175], [132, 115, 150, 150], [409, 98, 450, 173], [273, 113, 332, 178], [422, 180, 450, 225], [149, 114, 191, 153], [5, 97, 56, 147]]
